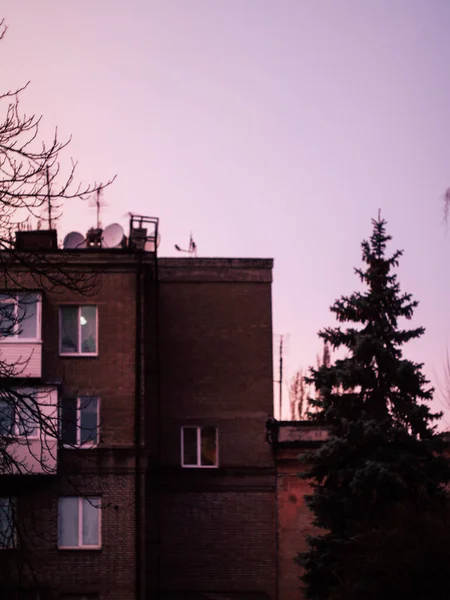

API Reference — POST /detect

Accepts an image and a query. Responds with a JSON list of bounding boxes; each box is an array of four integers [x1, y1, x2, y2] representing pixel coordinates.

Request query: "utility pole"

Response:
[[279, 336, 283, 419]]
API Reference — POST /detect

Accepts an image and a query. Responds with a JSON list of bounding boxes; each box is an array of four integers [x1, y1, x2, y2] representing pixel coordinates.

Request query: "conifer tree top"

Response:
[[307, 215, 441, 438]]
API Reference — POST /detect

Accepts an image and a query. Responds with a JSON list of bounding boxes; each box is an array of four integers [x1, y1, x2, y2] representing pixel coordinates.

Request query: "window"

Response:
[[181, 426, 218, 467], [0, 292, 40, 341], [0, 389, 39, 439], [60, 596, 98, 600], [60, 306, 97, 355], [0, 498, 15, 549], [61, 397, 99, 447], [58, 497, 101, 549]]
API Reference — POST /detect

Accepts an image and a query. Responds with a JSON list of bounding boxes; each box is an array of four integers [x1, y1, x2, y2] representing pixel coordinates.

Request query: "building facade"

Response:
[[151, 258, 276, 600], [274, 423, 328, 600], [0, 221, 276, 600]]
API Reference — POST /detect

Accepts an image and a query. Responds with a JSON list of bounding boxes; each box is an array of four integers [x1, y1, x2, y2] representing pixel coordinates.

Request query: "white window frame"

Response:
[[60, 594, 99, 600], [60, 595, 99, 600], [0, 292, 42, 342], [58, 496, 102, 550], [61, 396, 100, 449], [0, 497, 16, 549], [59, 305, 98, 357], [181, 426, 219, 468], [0, 389, 40, 440]]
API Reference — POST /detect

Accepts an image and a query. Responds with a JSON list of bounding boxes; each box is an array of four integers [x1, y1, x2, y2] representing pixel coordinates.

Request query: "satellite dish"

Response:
[[63, 231, 86, 249], [102, 223, 124, 248]]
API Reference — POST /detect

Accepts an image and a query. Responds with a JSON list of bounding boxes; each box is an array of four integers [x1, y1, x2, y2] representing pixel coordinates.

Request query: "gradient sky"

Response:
[[3, 1, 450, 421]]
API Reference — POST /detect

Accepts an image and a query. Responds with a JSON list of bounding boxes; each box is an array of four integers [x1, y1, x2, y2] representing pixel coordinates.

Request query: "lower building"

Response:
[[274, 422, 328, 600]]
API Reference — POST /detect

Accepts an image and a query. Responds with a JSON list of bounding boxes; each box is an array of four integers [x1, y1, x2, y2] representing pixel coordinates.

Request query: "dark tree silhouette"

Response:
[[298, 216, 450, 599]]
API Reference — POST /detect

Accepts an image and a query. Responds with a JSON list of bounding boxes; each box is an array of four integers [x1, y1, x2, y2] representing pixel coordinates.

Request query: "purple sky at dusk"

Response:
[[3, 1, 450, 421]]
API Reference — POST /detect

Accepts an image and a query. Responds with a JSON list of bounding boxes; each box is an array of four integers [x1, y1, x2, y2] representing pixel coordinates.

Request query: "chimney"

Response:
[[15, 230, 58, 251]]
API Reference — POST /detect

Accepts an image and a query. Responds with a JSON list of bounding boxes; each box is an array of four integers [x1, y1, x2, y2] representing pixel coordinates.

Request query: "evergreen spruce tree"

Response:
[[298, 217, 450, 600]]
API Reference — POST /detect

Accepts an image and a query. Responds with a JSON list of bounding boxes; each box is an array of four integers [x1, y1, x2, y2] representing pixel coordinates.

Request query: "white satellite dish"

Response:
[[63, 231, 86, 249], [102, 223, 124, 248]]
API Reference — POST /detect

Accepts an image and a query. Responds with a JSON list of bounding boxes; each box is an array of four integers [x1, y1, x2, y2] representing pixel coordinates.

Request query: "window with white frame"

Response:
[[0, 389, 39, 439], [0, 292, 41, 341], [58, 497, 101, 549], [181, 426, 218, 468], [59, 306, 97, 355], [61, 397, 99, 447], [0, 498, 15, 549]]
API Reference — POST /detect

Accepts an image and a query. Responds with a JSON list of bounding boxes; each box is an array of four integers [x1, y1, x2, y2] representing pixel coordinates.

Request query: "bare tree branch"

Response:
[[0, 20, 114, 595]]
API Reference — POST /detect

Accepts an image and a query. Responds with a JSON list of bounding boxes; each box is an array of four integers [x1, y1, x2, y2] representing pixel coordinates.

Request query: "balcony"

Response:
[[0, 386, 58, 475], [0, 292, 42, 378]]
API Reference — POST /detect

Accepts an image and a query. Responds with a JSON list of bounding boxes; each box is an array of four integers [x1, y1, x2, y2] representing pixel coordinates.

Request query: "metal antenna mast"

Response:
[[175, 233, 197, 257], [278, 336, 283, 419], [89, 189, 107, 230], [46, 167, 52, 229], [95, 190, 101, 229]]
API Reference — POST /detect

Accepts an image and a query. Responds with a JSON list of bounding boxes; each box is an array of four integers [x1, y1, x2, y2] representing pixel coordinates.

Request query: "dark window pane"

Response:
[[79, 397, 98, 445], [183, 427, 198, 465], [17, 391, 38, 437], [0, 400, 14, 436], [201, 427, 217, 466], [0, 498, 14, 549], [0, 302, 16, 338], [17, 293, 38, 339], [80, 306, 97, 354], [61, 398, 77, 446], [61, 307, 78, 353]]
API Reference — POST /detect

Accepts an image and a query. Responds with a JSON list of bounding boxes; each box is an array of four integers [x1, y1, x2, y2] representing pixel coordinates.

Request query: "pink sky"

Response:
[[3, 1, 450, 422]]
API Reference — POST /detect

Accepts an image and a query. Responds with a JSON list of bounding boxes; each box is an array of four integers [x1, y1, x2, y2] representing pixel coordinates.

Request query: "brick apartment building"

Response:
[[0, 218, 276, 600]]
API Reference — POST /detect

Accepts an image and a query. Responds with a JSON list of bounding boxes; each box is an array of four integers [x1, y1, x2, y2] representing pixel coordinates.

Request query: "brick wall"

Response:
[[0, 470, 136, 600], [147, 260, 277, 600], [275, 424, 329, 600], [0, 260, 142, 599], [160, 491, 276, 594], [157, 278, 274, 469], [276, 449, 315, 600], [42, 269, 138, 447]]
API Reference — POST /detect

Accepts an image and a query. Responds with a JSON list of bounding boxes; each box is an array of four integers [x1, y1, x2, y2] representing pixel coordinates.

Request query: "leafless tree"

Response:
[[316, 341, 331, 371], [434, 348, 450, 430], [444, 189, 450, 229], [0, 19, 113, 595], [289, 344, 331, 420], [289, 368, 308, 420], [0, 19, 114, 293], [0, 16, 112, 463]]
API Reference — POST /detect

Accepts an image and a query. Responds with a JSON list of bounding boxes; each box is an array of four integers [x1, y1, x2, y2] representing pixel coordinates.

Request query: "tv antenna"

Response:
[[42, 167, 62, 229], [89, 189, 107, 229], [175, 233, 197, 257], [274, 333, 290, 420], [46, 167, 52, 229]]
